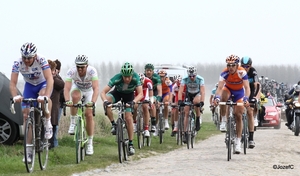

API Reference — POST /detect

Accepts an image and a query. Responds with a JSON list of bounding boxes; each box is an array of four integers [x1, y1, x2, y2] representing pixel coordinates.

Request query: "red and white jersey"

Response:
[[135, 77, 153, 101]]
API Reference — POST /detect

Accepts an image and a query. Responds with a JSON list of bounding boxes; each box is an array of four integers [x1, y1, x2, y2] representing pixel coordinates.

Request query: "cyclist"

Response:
[[214, 54, 250, 154], [144, 63, 162, 133], [10, 42, 54, 162], [133, 73, 154, 137], [64, 55, 99, 155], [285, 82, 300, 129], [100, 62, 143, 155], [240, 56, 261, 148], [157, 69, 173, 133], [209, 83, 218, 122], [178, 66, 205, 143], [170, 74, 185, 136]]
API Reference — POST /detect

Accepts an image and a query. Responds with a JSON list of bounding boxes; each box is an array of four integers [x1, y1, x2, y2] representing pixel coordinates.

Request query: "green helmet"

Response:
[[144, 63, 154, 70], [121, 62, 134, 76]]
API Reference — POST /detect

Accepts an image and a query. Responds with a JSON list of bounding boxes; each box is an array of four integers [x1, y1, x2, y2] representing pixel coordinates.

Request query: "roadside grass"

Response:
[[0, 112, 220, 176]]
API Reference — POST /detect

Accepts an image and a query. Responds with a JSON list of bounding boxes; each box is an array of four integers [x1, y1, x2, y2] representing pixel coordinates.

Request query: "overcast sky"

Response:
[[1, 0, 300, 77]]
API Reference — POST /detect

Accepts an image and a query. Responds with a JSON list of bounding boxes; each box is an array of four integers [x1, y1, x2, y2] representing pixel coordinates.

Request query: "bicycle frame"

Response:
[[156, 102, 166, 144]]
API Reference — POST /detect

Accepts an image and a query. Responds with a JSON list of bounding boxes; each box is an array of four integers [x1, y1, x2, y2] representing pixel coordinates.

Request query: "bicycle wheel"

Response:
[[159, 114, 164, 144], [242, 116, 248, 154], [227, 117, 231, 161], [81, 120, 87, 161], [294, 115, 300, 136], [215, 112, 220, 130], [24, 116, 35, 173], [191, 113, 196, 149], [136, 109, 143, 149], [122, 122, 128, 161], [116, 118, 123, 163], [177, 109, 184, 145], [75, 117, 81, 164], [186, 115, 191, 149], [37, 115, 49, 170]]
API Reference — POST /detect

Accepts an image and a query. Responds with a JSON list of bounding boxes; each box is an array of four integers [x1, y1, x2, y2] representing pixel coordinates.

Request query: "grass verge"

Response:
[[0, 113, 220, 176]]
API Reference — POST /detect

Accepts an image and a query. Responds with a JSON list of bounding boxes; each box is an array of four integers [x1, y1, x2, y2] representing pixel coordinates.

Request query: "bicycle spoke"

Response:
[[24, 117, 35, 173]]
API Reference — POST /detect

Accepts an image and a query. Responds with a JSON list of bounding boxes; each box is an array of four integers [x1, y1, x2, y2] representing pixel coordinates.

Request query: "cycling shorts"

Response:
[[22, 81, 47, 108]]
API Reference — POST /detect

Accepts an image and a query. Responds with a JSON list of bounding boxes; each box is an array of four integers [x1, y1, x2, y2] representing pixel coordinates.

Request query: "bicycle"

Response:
[[211, 104, 220, 130], [63, 97, 95, 164], [241, 107, 248, 154], [177, 105, 184, 146], [219, 100, 244, 161], [10, 98, 50, 173], [136, 100, 152, 149], [182, 101, 197, 149], [106, 101, 129, 163]]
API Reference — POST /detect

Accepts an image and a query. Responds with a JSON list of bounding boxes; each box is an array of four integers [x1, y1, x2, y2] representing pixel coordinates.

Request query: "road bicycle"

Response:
[[211, 105, 220, 130], [219, 100, 244, 161], [136, 100, 152, 149], [177, 106, 184, 146], [63, 97, 95, 164], [182, 101, 197, 149], [241, 107, 248, 154], [106, 101, 129, 163], [11, 98, 50, 173]]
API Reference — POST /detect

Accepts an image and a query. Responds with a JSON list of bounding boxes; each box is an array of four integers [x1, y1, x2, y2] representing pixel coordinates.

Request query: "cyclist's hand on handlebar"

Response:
[[13, 95, 23, 103], [243, 96, 250, 107], [86, 101, 95, 107], [214, 95, 220, 105], [66, 100, 73, 107], [37, 96, 48, 103], [178, 100, 185, 107], [126, 101, 135, 107]]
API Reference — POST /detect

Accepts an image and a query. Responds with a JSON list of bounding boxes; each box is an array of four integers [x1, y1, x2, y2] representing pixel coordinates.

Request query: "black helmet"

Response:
[[241, 56, 252, 65]]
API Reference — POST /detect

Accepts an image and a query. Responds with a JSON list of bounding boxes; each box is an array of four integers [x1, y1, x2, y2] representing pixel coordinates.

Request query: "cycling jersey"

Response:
[[220, 66, 248, 90], [162, 77, 172, 94], [172, 82, 186, 102], [145, 73, 161, 94], [12, 54, 50, 86], [134, 77, 153, 101], [211, 87, 217, 95], [180, 75, 205, 94], [108, 72, 142, 94], [65, 66, 98, 92], [246, 67, 259, 98]]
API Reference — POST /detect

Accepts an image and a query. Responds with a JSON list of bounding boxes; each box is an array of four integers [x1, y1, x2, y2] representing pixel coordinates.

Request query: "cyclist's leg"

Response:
[[219, 88, 230, 131], [142, 103, 150, 136], [246, 105, 255, 148], [132, 103, 138, 133], [193, 93, 202, 131], [123, 92, 135, 155], [105, 89, 120, 135], [162, 93, 170, 130], [83, 91, 95, 155]]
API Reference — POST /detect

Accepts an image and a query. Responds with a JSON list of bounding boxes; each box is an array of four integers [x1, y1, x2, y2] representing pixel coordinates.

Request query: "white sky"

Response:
[[1, 0, 300, 77]]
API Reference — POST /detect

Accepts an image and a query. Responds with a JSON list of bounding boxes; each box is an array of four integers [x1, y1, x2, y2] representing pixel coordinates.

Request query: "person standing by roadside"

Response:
[[49, 59, 65, 148]]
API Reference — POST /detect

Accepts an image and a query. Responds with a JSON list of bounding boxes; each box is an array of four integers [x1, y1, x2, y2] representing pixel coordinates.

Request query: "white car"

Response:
[[154, 64, 188, 81]]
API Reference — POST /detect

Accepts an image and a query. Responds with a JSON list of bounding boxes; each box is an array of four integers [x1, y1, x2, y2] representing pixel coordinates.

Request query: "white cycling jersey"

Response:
[[65, 66, 98, 92], [12, 54, 50, 86]]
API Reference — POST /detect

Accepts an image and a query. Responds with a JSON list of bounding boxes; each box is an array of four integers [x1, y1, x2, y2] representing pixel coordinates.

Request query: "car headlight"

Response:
[[267, 112, 277, 116]]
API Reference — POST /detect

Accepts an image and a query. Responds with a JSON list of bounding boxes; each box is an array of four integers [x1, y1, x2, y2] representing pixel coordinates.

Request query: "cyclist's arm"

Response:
[[243, 80, 251, 98], [64, 80, 72, 101], [298, 93, 300, 103], [134, 85, 143, 103], [157, 84, 162, 97], [91, 79, 99, 103], [200, 85, 205, 102], [43, 68, 54, 98], [178, 84, 185, 101], [10, 72, 19, 97], [215, 80, 225, 98], [209, 95, 214, 105], [100, 85, 112, 102], [254, 82, 261, 99]]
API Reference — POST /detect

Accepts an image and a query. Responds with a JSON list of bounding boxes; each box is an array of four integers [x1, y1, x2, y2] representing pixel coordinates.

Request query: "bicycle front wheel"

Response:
[[75, 118, 81, 164], [117, 118, 124, 163], [37, 116, 49, 170], [295, 115, 300, 136], [136, 110, 143, 149], [190, 113, 196, 149], [243, 116, 248, 154], [227, 118, 231, 161], [159, 114, 164, 144], [24, 116, 36, 173]]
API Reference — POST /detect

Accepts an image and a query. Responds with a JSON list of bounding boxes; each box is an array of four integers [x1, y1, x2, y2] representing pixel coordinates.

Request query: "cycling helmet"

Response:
[[144, 63, 154, 70], [158, 69, 167, 76], [295, 85, 300, 92], [226, 54, 240, 64], [75, 55, 88, 65], [20, 42, 37, 57], [241, 56, 252, 65], [177, 74, 182, 81], [187, 66, 197, 76], [138, 73, 145, 82], [121, 62, 134, 76]]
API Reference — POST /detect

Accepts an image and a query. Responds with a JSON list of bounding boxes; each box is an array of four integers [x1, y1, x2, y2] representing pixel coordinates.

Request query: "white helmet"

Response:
[[20, 42, 37, 57], [187, 66, 197, 76], [75, 55, 88, 65]]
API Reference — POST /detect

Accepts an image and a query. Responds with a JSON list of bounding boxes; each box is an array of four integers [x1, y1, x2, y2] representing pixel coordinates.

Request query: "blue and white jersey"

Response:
[[180, 75, 205, 94], [65, 66, 98, 92], [12, 54, 50, 86]]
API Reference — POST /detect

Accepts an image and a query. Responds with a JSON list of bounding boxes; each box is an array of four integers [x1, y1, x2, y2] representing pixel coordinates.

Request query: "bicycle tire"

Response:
[[37, 114, 49, 170], [177, 109, 184, 145], [191, 113, 196, 149], [295, 115, 300, 136], [186, 115, 191, 149], [75, 118, 81, 164], [242, 116, 247, 154], [123, 122, 128, 161], [116, 118, 123, 163], [81, 119, 87, 161], [136, 108, 143, 149], [24, 115, 35, 173], [227, 117, 231, 161], [159, 114, 163, 144]]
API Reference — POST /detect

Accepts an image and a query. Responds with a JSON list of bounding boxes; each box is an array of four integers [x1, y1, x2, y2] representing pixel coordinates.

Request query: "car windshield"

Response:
[[264, 97, 275, 107]]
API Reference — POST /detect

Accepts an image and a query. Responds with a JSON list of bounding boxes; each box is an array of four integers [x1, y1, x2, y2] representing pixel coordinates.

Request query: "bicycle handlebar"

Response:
[[218, 101, 244, 106], [63, 103, 95, 116], [10, 97, 49, 114]]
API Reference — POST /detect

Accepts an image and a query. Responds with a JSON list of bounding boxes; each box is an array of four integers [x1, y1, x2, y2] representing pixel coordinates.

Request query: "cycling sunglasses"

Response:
[[227, 63, 236, 67], [242, 65, 250, 68]]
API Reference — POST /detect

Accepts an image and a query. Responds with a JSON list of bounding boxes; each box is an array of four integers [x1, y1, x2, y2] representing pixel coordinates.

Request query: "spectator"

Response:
[[48, 60, 65, 149]]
